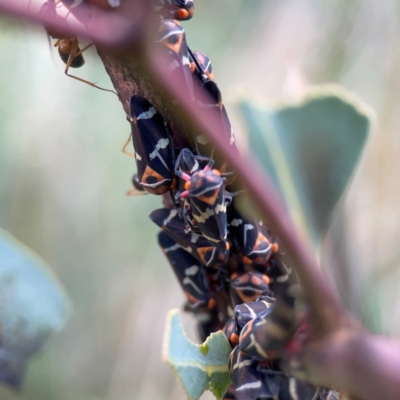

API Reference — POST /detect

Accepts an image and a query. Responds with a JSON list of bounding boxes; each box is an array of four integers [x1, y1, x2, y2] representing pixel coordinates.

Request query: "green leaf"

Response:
[[0, 228, 70, 389], [240, 85, 373, 248], [162, 309, 232, 400]]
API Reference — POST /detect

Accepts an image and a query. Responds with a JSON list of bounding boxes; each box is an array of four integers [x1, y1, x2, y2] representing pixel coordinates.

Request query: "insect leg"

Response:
[[64, 41, 117, 95], [122, 133, 136, 159]]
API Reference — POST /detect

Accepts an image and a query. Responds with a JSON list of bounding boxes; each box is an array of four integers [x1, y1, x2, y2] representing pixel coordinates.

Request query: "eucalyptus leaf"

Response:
[[0, 228, 70, 389], [163, 309, 231, 400], [240, 85, 372, 248]]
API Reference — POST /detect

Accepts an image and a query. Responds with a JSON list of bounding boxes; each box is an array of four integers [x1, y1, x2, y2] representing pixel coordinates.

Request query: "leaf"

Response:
[[240, 85, 373, 249], [162, 309, 232, 400], [0, 228, 70, 389]]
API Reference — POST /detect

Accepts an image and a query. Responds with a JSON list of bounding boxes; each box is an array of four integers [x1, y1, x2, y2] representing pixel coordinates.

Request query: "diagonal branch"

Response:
[[146, 54, 345, 334]]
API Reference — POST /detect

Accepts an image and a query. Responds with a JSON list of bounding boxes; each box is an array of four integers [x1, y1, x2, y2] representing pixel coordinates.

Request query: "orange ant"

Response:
[[39, 0, 117, 95]]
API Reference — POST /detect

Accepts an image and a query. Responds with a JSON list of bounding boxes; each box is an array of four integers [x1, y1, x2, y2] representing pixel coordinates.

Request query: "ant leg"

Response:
[[122, 133, 136, 159], [64, 42, 118, 95], [126, 188, 148, 196]]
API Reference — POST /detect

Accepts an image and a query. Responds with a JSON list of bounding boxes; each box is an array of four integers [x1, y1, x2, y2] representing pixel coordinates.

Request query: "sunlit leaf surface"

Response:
[[163, 309, 231, 400], [0, 228, 70, 389], [240, 86, 372, 248]]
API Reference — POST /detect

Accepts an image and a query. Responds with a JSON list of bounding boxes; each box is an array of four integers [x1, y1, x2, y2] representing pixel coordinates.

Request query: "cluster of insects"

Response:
[[40, 1, 337, 399]]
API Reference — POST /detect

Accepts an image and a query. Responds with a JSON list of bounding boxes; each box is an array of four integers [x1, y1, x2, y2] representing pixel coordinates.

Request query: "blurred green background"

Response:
[[1, 0, 400, 399]]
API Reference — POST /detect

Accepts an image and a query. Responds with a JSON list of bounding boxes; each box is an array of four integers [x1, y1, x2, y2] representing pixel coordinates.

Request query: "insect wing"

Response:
[[153, 20, 194, 102], [235, 297, 275, 330], [150, 208, 228, 267], [193, 78, 237, 177], [228, 204, 274, 265], [189, 170, 228, 252], [158, 231, 211, 309], [192, 51, 213, 81], [130, 96, 174, 195], [229, 347, 281, 400]]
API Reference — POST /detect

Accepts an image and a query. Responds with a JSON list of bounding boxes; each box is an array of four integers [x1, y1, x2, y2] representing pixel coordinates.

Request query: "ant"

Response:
[[39, 0, 117, 95]]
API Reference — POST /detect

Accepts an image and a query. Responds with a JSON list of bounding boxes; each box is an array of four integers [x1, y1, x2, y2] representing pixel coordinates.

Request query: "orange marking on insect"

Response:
[[272, 243, 279, 253], [208, 298, 216, 309], [230, 333, 239, 345], [175, 8, 189, 20], [184, 291, 200, 305], [212, 169, 221, 177], [197, 246, 215, 264], [230, 272, 238, 281], [226, 242, 230, 251], [262, 275, 271, 285], [197, 189, 220, 206]]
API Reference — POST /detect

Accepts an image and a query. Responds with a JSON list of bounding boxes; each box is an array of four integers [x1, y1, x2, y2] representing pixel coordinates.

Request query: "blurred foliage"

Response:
[[163, 309, 231, 400], [241, 86, 371, 249], [0, 228, 70, 390], [1, 0, 400, 399]]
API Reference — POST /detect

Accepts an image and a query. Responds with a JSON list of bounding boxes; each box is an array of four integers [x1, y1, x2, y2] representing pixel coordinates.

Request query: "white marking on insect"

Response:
[[154, 27, 184, 43], [231, 354, 252, 371], [190, 159, 199, 173], [182, 55, 191, 66], [289, 378, 299, 400], [202, 233, 219, 243], [244, 304, 257, 320], [185, 266, 199, 276], [215, 203, 226, 214], [261, 300, 273, 309], [135, 152, 142, 161], [230, 219, 243, 227], [182, 277, 202, 294], [196, 135, 209, 145], [165, 243, 181, 252], [236, 381, 262, 391], [190, 232, 200, 243], [276, 274, 289, 283], [193, 208, 214, 223], [254, 318, 267, 327], [141, 178, 171, 189], [149, 138, 170, 170], [137, 107, 157, 120], [246, 333, 268, 358], [163, 209, 178, 226], [248, 243, 272, 257], [243, 224, 254, 248]]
